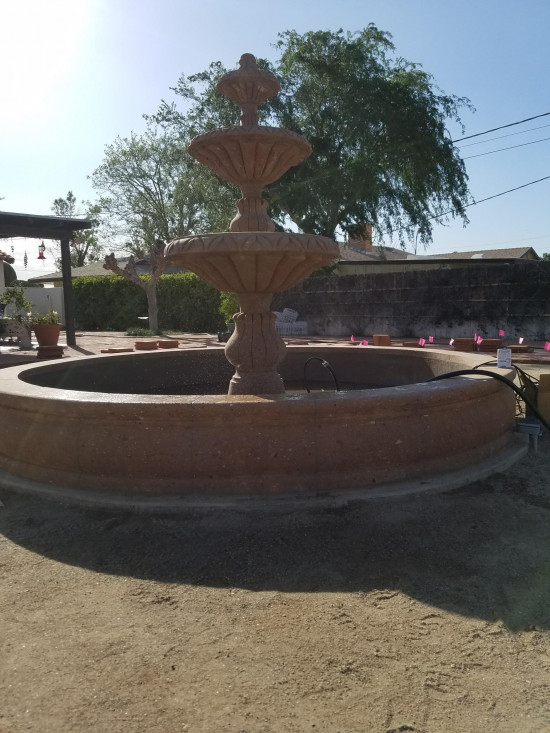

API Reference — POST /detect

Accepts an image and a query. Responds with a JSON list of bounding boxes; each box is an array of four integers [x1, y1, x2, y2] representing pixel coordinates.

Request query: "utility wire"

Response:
[[463, 135, 550, 160], [458, 122, 550, 148], [386, 175, 550, 235], [451, 112, 550, 143], [468, 175, 550, 206]]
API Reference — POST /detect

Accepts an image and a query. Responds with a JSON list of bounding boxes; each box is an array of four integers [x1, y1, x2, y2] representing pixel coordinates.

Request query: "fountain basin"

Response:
[[0, 347, 519, 506]]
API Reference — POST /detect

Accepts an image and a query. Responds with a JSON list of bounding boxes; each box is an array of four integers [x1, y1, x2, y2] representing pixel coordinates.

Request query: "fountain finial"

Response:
[[216, 53, 280, 127]]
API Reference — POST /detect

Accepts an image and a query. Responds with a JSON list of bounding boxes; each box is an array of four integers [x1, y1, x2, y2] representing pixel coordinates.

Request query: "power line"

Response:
[[458, 122, 550, 148], [386, 175, 550, 236], [470, 175, 550, 206], [463, 136, 550, 160], [451, 112, 550, 143]]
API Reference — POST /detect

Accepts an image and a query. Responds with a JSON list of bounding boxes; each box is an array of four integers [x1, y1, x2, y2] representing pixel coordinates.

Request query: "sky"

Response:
[[1, 0, 549, 280]]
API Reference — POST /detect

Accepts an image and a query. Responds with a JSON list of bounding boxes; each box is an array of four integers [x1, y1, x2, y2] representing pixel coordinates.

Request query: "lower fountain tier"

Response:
[[164, 231, 339, 292], [0, 348, 520, 503]]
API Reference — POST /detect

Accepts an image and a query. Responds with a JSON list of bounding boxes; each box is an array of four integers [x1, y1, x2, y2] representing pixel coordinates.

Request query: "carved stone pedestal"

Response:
[[225, 293, 286, 395]]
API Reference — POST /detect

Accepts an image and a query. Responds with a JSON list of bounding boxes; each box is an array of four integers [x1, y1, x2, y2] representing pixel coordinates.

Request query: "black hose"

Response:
[[303, 357, 340, 393], [426, 368, 550, 433]]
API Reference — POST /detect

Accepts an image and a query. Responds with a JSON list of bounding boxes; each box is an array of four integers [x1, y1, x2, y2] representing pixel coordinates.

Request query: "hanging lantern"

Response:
[[37, 241, 46, 260]]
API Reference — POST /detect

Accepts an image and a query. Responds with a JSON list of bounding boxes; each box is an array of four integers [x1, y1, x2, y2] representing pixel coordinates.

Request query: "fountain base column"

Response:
[[225, 292, 286, 395]]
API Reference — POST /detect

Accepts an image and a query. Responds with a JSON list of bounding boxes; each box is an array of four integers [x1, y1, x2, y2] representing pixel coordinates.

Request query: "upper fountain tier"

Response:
[[165, 53, 339, 292], [164, 52, 339, 394], [187, 53, 312, 232]]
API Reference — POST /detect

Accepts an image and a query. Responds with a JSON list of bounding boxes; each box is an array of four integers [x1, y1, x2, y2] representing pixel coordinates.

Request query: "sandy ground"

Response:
[[1, 339, 550, 732], [1, 431, 550, 733]]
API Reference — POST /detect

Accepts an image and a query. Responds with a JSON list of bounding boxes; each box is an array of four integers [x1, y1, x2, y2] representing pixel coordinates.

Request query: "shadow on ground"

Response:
[[1, 443, 550, 631]]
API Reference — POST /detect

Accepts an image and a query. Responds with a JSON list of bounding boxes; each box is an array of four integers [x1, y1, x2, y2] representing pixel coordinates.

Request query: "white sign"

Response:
[[497, 348, 512, 368]]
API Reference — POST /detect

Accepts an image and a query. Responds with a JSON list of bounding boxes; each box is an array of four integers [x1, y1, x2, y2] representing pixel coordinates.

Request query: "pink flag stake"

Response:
[[419, 338, 426, 346], [449, 338, 455, 346], [474, 333, 478, 342], [361, 340, 369, 346], [545, 342, 550, 351], [429, 336, 434, 343], [499, 329, 505, 337], [477, 336, 483, 345], [350, 335, 355, 343], [519, 337, 524, 345]]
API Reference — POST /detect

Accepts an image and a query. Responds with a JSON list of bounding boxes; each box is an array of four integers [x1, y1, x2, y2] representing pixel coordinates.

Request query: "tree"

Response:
[[91, 125, 235, 256], [51, 191, 105, 267], [150, 26, 472, 247], [103, 240, 166, 332]]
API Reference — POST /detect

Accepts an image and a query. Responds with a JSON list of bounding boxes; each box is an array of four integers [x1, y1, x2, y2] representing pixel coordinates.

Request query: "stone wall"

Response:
[[273, 261, 550, 340]]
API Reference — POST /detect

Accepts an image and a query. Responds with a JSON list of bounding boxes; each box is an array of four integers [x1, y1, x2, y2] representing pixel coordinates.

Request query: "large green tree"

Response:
[[51, 191, 104, 267], [150, 26, 472, 247], [91, 125, 235, 256]]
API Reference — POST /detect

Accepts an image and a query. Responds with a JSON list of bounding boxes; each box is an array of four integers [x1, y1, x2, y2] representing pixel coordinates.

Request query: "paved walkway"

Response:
[[2, 331, 550, 375]]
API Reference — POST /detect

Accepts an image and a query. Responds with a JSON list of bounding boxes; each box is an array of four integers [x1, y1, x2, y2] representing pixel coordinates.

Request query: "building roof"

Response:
[[337, 243, 414, 261], [427, 246, 540, 260], [28, 257, 187, 283]]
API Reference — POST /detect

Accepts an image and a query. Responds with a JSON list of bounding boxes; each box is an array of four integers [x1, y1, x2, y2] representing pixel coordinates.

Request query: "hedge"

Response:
[[73, 273, 226, 332]]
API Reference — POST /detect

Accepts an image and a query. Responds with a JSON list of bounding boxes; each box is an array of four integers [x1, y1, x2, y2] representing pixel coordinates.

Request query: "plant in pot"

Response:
[[30, 309, 62, 347]]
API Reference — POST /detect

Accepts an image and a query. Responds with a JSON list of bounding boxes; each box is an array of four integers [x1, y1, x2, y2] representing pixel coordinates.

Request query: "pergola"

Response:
[[0, 211, 92, 346]]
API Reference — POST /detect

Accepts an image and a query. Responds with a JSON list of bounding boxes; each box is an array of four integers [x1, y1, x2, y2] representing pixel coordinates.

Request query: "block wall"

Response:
[[273, 261, 550, 339]]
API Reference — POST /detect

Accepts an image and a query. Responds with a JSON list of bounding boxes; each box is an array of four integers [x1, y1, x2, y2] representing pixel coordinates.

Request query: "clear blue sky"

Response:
[[2, 0, 549, 279]]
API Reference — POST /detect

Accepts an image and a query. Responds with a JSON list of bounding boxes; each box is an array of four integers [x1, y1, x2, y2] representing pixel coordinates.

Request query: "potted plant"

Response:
[[30, 309, 62, 347]]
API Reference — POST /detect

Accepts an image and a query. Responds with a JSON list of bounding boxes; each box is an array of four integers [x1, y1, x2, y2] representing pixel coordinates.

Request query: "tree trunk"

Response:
[[146, 283, 159, 332]]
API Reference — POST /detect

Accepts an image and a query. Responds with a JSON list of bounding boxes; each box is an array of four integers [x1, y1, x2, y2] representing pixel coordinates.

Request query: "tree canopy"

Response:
[[91, 126, 235, 257], [95, 25, 472, 249], [51, 191, 104, 267]]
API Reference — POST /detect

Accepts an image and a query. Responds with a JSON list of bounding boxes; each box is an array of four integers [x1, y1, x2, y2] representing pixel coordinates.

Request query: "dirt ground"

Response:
[[1, 426, 550, 733]]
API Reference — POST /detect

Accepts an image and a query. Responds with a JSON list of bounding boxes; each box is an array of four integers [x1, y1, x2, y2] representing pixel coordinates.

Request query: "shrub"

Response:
[[158, 273, 224, 332], [219, 291, 239, 325], [73, 273, 225, 332]]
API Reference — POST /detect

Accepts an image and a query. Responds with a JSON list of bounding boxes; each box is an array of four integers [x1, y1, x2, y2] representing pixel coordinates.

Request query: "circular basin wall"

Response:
[[0, 347, 517, 501]]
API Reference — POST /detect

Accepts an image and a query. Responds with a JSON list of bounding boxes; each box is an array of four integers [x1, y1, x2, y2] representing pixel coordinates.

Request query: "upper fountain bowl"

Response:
[[188, 126, 311, 188]]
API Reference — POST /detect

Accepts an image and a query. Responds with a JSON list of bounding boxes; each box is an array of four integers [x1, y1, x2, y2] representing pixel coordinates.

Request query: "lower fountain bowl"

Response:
[[0, 347, 520, 509]]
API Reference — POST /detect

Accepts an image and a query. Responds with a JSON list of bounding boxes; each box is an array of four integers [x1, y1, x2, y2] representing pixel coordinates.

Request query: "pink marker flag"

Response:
[[361, 340, 369, 346], [474, 333, 478, 342], [477, 336, 483, 345], [429, 336, 434, 343], [350, 334, 355, 343], [519, 337, 524, 344], [499, 329, 505, 337], [545, 342, 550, 351], [450, 338, 455, 346], [419, 338, 426, 346]]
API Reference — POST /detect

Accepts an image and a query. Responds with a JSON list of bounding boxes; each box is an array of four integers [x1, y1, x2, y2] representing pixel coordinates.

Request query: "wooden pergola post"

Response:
[[60, 236, 75, 346]]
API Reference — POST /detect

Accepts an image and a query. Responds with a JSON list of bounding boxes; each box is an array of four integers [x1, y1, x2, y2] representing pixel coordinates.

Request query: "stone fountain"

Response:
[[0, 54, 523, 509], [164, 54, 339, 395]]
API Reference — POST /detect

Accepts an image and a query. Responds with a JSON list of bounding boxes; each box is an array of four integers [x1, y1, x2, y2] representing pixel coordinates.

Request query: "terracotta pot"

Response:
[[33, 324, 61, 347]]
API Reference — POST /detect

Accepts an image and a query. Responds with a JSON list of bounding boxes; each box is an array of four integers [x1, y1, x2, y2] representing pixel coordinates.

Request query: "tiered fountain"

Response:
[[164, 54, 339, 395], [0, 54, 522, 509]]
